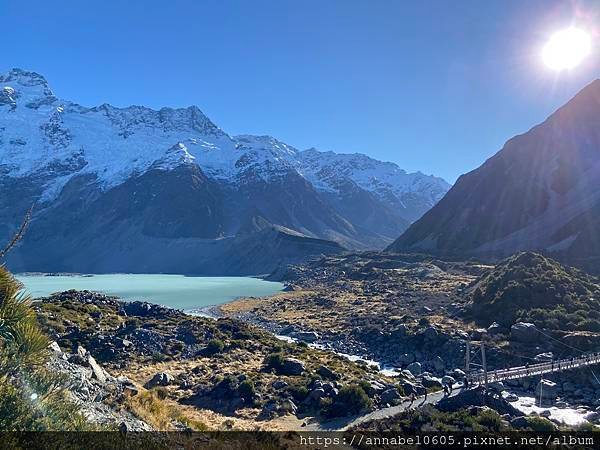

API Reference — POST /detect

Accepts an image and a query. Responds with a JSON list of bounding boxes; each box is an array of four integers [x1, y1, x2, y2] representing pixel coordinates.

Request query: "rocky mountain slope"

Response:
[[0, 68, 449, 274], [388, 79, 600, 273]]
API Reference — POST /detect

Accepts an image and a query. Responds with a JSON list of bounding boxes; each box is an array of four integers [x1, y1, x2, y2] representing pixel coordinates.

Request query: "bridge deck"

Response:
[[468, 354, 600, 385]]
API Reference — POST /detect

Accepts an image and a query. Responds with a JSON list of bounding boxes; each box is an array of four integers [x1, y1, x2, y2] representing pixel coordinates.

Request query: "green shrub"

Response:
[[286, 383, 309, 402], [205, 339, 225, 355], [524, 416, 556, 432], [264, 352, 285, 371], [238, 380, 255, 402], [324, 385, 372, 417]]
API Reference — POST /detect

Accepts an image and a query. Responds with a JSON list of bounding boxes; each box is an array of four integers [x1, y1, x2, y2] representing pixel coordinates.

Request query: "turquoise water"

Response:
[[15, 274, 283, 311]]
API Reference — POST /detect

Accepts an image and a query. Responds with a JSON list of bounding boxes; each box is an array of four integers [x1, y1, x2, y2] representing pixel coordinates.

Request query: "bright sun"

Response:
[[542, 27, 592, 71]]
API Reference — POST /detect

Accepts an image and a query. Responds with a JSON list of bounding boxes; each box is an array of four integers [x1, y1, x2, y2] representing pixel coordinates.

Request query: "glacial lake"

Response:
[[16, 274, 283, 311]]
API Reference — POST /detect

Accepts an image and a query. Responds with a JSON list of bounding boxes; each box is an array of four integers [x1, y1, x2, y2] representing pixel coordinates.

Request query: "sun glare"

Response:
[[542, 27, 592, 71]]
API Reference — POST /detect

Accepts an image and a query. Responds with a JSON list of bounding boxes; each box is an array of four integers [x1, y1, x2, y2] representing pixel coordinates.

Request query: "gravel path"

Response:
[[306, 383, 464, 431]]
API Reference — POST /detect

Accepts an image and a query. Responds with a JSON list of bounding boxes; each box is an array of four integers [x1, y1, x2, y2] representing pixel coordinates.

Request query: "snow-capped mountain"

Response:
[[0, 68, 449, 274], [389, 78, 600, 274]]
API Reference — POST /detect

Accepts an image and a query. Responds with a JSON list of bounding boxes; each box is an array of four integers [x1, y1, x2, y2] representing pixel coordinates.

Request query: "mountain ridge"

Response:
[[388, 78, 600, 273], [0, 68, 449, 274]]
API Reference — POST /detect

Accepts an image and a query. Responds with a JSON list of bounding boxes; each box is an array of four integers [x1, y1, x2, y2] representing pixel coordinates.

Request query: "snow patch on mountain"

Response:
[[0, 68, 450, 208]]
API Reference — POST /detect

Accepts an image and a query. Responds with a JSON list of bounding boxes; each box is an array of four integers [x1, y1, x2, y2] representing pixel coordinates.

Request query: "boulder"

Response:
[[87, 355, 107, 383], [291, 331, 319, 343], [272, 380, 288, 390], [489, 381, 505, 391], [422, 375, 443, 389], [146, 372, 175, 388], [536, 379, 560, 400], [423, 326, 438, 340], [487, 322, 507, 336], [407, 362, 422, 376], [510, 322, 540, 343], [510, 416, 529, 429], [401, 369, 415, 380], [364, 380, 386, 396], [442, 375, 456, 386], [280, 358, 305, 376], [317, 365, 340, 380], [49, 341, 62, 353], [402, 381, 425, 396], [280, 399, 297, 415], [306, 388, 326, 403], [470, 329, 487, 340], [380, 387, 401, 405], [501, 391, 519, 402], [451, 368, 466, 379]]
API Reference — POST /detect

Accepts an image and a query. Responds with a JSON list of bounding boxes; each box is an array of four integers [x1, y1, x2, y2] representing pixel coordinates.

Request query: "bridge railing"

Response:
[[466, 354, 600, 385]]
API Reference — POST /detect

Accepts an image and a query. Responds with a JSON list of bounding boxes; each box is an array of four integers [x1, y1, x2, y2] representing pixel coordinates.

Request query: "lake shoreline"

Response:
[[16, 273, 284, 311]]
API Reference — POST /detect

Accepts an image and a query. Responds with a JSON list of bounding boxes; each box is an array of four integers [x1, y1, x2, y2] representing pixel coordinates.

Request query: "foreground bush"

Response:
[[0, 266, 92, 430]]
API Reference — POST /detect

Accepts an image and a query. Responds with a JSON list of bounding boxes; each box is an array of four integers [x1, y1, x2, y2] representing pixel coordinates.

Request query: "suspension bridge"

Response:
[[467, 352, 600, 386]]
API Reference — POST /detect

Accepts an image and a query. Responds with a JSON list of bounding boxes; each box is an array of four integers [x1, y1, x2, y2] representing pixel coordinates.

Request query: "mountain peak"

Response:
[[0, 68, 55, 104], [0, 68, 50, 87]]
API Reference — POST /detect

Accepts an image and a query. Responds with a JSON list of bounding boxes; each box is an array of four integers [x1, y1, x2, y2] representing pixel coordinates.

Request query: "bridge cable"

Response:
[[534, 327, 587, 354]]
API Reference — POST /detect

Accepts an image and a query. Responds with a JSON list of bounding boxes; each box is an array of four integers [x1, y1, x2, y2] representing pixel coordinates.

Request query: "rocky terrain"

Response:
[[389, 79, 600, 275], [34, 290, 414, 431], [222, 252, 488, 372], [222, 251, 600, 422]]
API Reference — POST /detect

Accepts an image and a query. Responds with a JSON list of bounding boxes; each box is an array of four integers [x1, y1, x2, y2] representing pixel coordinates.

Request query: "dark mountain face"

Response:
[[388, 79, 600, 273], [5, 165, 344, 275]]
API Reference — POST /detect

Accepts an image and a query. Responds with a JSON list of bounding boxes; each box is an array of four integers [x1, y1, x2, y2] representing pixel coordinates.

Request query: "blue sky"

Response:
[[2, 0, 599, 182]]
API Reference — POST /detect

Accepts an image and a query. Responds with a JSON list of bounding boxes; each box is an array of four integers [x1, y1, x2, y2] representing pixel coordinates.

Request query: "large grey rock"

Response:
[[317, 365, 340, 380], [380, 387, 401, 405], [280, 358, 305, 376], [510, 416, 529, 429], [487, 322, 507, 336], [501, 391, 519, 402], [401, 369, 416, 380], [536, 379, 560, 400], [451, 368, 466, 379], [407, 362, 422, 376], [272, 379, 288, 390], [87, 355, 107, 383], [307, 388, 326, 403], [422, 375, 443, 389], [402, 381, 425, 396], [470, 329, 487, 340], [146, 372, 175, 388], [442, 375, 456, 386], [511, 322, 540, 343], [48, 341, 62, 353], [423, 326, 438, 340], [290, 331, 319, 343]]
